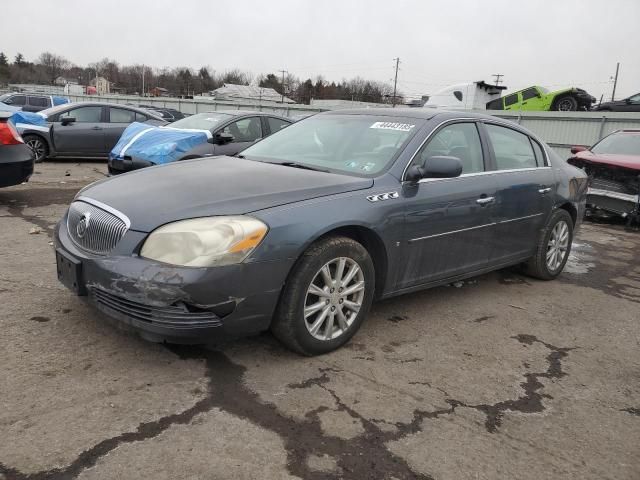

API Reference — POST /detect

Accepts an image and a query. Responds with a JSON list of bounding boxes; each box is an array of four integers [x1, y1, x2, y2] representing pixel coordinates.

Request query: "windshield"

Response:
[[591, 132, 640, 156], [169, 112, 232, 131], [537, 86, 549, 94], [40, 103, 74, 117], [0, 93, 11, 102], [241, 114, 421, 176]]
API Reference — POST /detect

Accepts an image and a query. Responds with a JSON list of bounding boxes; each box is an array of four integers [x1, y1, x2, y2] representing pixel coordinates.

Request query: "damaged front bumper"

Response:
[[54, 218, 289, 344], [587, 187, 639, 217]]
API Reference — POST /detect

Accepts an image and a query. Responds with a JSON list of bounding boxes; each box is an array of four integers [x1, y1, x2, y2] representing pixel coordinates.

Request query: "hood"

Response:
[[572, 150, 640, 171], [109, 122, 210, 165], [79, 157, 374, 232]]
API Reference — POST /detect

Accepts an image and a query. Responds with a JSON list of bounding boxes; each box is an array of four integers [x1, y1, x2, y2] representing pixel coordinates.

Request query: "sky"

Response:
[[3, 0, 639, 101]]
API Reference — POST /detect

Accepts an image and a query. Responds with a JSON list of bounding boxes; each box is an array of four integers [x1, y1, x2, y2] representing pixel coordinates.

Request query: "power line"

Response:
[[492, 74, 504, 87]]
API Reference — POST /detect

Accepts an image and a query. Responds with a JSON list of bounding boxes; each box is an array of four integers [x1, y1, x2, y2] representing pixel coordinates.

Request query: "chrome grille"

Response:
[[67, 200, 128, 255]]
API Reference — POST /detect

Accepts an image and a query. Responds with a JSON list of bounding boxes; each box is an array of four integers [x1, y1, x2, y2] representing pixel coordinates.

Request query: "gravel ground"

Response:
[[1, 160, 639, 480]]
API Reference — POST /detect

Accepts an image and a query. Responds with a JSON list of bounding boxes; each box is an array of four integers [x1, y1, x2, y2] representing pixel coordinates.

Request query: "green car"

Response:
[[486, 86, 596, 111]]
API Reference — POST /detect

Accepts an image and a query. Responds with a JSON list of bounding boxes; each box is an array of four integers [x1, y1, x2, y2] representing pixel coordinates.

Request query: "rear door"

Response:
[[52, 105, 106, 155], [397, 121, 498, 289], [213, 116, 263, 156], [104, 107, 147, 153], [481, 122, 555, 264]]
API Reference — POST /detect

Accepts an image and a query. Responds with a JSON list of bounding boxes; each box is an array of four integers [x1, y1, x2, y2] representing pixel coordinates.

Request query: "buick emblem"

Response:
[[76, 212, 91, 239]]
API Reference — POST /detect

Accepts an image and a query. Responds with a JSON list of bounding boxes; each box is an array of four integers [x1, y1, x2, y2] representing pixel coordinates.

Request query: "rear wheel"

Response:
[[554, 96, 578, 111], [272, 236, 375, 355], [524, 209, 573, 280], [23, 135, 48, 163]]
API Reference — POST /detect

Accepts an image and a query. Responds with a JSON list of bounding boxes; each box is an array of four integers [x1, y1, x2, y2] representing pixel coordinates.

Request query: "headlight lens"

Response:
[[140, 216, 268, 267]]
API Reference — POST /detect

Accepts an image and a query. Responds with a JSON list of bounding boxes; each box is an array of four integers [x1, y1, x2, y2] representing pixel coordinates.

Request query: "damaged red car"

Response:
[[568, 129, 640, 227]]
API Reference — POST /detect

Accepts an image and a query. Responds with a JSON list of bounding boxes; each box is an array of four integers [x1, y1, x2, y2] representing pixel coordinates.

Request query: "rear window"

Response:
[[28, 96, 49, 107], [169, 112, 232, 131], [592, 132, 640, 155]]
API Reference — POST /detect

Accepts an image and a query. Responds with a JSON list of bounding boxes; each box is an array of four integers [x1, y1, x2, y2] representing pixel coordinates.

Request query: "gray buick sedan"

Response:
[[55, 109, 587, 355]]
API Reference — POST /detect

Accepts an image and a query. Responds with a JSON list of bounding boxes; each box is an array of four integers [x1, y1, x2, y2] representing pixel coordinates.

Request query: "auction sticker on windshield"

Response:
[[370, 122, 415, 131]]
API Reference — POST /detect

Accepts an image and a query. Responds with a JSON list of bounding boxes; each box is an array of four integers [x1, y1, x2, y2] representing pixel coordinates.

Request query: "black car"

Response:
[[594, 93, 640, 112], [19, 102, 165, 162], [138, 105, 186, 122], [55, 109, 587, 355], [0, 112, 34, 188], [108, 110, 292, 174]]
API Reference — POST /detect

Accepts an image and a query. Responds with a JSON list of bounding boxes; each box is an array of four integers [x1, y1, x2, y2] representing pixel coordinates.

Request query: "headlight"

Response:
[[140, 216, 268, 267]]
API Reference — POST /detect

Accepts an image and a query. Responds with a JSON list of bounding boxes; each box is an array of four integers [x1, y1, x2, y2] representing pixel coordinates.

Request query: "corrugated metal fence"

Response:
[[64, 93, 325, 118]]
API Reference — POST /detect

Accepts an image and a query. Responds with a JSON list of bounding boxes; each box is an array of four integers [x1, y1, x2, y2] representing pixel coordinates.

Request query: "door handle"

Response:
[[476, 196, 495, 205], [538, 187, 552, 194], [92, 126, 102, 130]]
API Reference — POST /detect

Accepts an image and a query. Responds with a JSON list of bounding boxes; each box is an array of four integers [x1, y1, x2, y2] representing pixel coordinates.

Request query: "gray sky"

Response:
[[4, 0, 639, 100]]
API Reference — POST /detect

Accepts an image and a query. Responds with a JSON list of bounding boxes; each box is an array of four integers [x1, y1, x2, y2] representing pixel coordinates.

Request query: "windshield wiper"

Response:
[[274, 161, 330, 173]]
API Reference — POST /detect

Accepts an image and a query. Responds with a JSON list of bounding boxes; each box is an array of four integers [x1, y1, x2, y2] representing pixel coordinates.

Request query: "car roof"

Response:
[[47, 102, 165, 120], [317, 107, 501, 122]]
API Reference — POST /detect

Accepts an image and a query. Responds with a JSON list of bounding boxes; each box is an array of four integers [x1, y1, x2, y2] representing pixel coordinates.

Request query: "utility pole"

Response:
[[392, 57, 400, 107], [611, 62, 620, 102], [279, 69, 288, 103], [142, 64, 145, 97], [492, 74, 504, 87]]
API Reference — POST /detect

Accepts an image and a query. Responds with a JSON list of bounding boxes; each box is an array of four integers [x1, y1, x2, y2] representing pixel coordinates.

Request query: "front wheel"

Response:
[[272, 236, 375, 355], [554, 96, 578, 111], [524, 209, 574, 280], [23, 135, 49, 163]]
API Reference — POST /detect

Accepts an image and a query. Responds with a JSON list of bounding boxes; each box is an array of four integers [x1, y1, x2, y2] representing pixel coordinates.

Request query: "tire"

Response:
[[554, 96, 578, 111], [23, 135, 49, 163], [523, 209, 574, 280], [272, 236, 375, 356]]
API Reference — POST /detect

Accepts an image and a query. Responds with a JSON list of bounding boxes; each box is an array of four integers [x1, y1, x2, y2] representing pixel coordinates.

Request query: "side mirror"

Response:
[[60, 117, 76, 126], [211, 132, 234, 145], [406, 156, 463, 182], [625, 98, 632, 104], [570, 146, 587, 154]]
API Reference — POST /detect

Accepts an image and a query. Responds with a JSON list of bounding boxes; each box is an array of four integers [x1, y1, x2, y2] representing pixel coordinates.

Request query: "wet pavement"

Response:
[[1, 161, 639, 480]]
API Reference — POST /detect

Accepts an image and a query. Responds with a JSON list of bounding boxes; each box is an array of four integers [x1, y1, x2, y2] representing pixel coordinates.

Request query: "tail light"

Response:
[[0, 121, 25, 145]]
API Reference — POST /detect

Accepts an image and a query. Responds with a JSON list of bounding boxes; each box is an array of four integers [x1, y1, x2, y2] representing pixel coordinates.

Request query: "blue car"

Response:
[[55, 108, 588, 355]]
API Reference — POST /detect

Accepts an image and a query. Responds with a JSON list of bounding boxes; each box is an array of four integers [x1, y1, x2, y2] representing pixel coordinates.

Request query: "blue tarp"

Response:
[[52, 96, 69, 106], [109, 122, 210, 165], [10, 111, 50, 134]]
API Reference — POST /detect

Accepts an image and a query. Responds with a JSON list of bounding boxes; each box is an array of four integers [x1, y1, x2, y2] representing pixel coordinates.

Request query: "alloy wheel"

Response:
[[26, 138, 45, 161], [304, 257, 365, 341], [546, 220, 569, 272], [557, 99, 575, 111]]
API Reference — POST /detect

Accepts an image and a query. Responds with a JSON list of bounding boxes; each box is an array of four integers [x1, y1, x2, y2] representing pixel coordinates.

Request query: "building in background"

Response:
[[90, 76, 111, 95], [310, 99, 392, 109], [209, 84, 295, 104]]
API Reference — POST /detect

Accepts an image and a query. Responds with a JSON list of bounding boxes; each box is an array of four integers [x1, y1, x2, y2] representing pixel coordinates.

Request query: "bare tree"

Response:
[[37, 52, 70, 84]]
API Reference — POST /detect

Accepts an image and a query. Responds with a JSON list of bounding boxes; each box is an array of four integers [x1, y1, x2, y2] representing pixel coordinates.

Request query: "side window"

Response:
[[629, 94, 640, 104], [7, 95, 26, 106], [222, 117, 263, 143], [486, 98, 503, 110], [109, 108, 136, 123], [504, 94, 518, 107], [530, 139, 547, 167], [135, 112, 148, 122], [485, 124, 537, 170], [413, 122, 484, 174], [60, 106, 103, 123], [267, 117, 290, 134], [521, 88, 539, 101], [28, 96, 49, 107]]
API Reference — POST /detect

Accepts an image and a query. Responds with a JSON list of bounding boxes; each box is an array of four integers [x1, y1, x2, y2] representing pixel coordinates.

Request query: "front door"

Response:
[[52, 106, 105, 155], [482, 122, 555, 264], [398, 121, 498, 289], [213, 116, 263, 156]]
